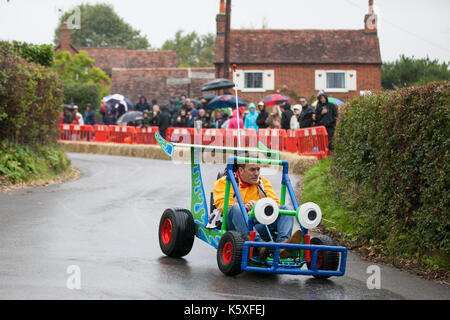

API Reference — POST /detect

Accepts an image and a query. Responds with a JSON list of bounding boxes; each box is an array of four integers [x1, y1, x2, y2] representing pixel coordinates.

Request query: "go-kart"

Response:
[[155, 131, 347, 278]]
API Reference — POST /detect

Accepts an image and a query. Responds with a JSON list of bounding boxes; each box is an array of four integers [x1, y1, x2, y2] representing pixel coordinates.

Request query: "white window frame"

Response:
[[236, 70, 275, 93], [243, 71, 265, 92], [315, 69, 357, 93], [325, 71, 347, 92]]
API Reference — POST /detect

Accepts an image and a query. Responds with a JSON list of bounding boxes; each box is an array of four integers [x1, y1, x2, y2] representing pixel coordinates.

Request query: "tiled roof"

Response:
[[214, 29, 381, 64]]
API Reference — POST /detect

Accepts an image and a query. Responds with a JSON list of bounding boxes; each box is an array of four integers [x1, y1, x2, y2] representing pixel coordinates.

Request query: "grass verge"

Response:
[[0, 140, 76, 191], [300, 157, 449, 285]]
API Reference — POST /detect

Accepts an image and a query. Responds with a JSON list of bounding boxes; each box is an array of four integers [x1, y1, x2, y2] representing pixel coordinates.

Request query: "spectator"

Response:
[[212, 110, 225, 129], [298, 97, 314, 128], [196, 97, 208, 110], [196, 108, 212, 128], [149, 105, 170, 139], [115, 99, 126, 119], [99, 99, 107, 124], [266, 105, 282, 129], [228, 108, 244, 129], [280, 102, 294, 130], [140, 111, 151, 128], [256, 102, 269, 129], [103, 105, 116, 125], [165, 96, 180, 125], [314, 93, 338, 151], [290, 105, 301, 129], [183, 99, 198, 119], [84, 104, 97, 126], [186, 111, 195, 128], [62, 107, 73, 124], [135, 95, 151, 113], [72, 106, 84, 125], [244, 103, 259, 131], [176, 108, 189, 128]]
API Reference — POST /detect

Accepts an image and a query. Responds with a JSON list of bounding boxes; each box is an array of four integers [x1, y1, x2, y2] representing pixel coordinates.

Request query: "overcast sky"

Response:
[[1, 0, 449, 63]]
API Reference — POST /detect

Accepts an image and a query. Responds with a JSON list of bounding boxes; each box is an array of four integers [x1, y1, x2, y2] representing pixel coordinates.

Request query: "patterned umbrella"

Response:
[[262, 94, 290, 106], [312, 97, 344, 107]]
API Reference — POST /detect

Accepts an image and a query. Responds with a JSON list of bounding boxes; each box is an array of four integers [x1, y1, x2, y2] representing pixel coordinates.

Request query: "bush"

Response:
[[0, 41, 54, 67], [63, 83, 100, 113], [0, 45, 63, 145], [331, 82, 449, 267]]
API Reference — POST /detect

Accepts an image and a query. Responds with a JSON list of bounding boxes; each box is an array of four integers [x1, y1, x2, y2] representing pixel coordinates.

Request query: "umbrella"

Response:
[[262, 94, 290, 106], [117, 111, 143, 125], [201, 78, 235, 92], [104, 94, 133, 112], [62, 104, 74, 110], [200, 93, 216, 102], [208, 94, 246, 109], [312, 97, 344, 107]]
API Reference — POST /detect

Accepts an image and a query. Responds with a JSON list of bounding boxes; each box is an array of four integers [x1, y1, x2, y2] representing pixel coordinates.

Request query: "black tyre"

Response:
[[307, 234, 340, 279], [217, 231, 245, 276], [159, 208, 195, 258]]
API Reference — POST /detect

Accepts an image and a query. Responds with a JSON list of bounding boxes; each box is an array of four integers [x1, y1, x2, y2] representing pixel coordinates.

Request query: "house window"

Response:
[[326, 72, 346, 89], [244, 72, 264, 89]]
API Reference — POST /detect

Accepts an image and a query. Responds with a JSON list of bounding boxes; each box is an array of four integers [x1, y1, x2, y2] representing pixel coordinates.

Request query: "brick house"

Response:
[[214, 0, 382, 103], [55, 23, 215, 104]]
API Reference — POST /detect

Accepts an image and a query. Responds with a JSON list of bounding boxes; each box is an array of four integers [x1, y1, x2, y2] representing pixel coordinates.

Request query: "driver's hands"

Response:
[[245, 200, 255, 211]]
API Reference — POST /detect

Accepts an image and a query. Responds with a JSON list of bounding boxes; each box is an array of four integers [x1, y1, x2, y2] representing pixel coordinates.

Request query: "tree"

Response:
[[53, 50, 110, 110], [382, 55, 450, 90], [161, 30, 215, 67], [54, 4, 150, 50]]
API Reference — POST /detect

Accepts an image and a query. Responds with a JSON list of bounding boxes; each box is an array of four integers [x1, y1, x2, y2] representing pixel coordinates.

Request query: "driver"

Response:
[[213, 162, 302, 259]]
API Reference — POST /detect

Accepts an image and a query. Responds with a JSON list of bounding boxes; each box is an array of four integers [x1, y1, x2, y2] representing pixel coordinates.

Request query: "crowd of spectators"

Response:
[[59, 91, 339, 150]]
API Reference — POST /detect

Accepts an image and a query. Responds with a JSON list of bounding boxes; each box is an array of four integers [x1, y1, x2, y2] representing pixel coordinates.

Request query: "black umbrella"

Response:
[[117, 111, 143, 125], [201, 78, 235, 92]]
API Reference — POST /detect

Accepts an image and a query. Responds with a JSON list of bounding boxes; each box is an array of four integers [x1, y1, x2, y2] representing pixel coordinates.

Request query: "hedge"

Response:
[[331, 82, 449, 264], [0, 44, 63, 145]]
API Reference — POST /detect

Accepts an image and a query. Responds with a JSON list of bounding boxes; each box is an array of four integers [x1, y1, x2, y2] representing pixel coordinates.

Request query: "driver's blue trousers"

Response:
[[226, 204, 294, 242]]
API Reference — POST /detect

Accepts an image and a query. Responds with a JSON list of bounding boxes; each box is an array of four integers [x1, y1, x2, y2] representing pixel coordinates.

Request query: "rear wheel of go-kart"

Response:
[[159, 208, 195, 258], [307, 234, 340, 279], [217, 231, 245, 276]]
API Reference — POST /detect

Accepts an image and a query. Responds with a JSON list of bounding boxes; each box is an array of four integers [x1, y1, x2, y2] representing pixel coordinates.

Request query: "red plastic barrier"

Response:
[[94, 125, 110, 143], [59, 124, 94, 142], [202, 128, 225, 147], [166, 127, 195, 144], [297, 126, 329, 159], [257, 129, 286, 151], [225, 129, 258, 148], [286, 129, 300, 153], [108, 126, 136, 144], [135, 126, 159, 145]]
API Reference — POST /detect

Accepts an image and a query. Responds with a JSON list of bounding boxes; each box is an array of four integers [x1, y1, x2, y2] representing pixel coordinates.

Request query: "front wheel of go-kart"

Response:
[[159, 208, 195, 258], [217, 231, 245, 276], [307, 234, 340, 279]]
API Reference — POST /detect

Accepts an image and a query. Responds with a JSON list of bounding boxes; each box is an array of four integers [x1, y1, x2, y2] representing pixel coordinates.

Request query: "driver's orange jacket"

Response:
[[213, 176, 280, 215]]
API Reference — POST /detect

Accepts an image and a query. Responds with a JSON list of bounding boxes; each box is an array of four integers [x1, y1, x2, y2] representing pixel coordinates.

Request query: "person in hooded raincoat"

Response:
[[135, 95, 151, 113], [314, 93, 338, 151], [228, 108, 245, 129], [244, 103, 259, 131]]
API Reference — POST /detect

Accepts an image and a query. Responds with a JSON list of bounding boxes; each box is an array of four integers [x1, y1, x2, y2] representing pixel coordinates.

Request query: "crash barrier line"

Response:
[[58, 125, 329, 159]]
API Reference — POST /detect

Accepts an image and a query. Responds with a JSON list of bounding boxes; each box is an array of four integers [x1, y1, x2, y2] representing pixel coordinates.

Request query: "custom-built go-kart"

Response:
[[155, 132, 347, 278]]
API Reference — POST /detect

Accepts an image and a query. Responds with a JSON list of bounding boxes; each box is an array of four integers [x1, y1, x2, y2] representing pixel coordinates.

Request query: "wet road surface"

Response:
[[0, 153, 448, 300]]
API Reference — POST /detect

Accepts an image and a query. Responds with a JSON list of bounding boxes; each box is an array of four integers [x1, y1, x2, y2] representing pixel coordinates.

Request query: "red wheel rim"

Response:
[[161, 218, 173, 245], [222, 241, 233, 264]]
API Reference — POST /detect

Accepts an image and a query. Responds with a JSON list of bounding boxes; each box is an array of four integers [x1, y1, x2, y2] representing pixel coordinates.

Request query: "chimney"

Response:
[[59, 22, 72, 51], [216, 0, 226, 38], [364, 0, 378, 35]]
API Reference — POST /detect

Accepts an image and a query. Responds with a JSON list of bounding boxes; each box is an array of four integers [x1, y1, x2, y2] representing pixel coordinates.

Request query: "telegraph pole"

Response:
[[223, 0, 231, 79]]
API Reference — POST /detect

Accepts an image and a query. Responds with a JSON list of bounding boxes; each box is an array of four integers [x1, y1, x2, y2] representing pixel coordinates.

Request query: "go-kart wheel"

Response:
[[159, 208, 195, 258], [307, 234, 340, 279], [217, 231, 245, 276]]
